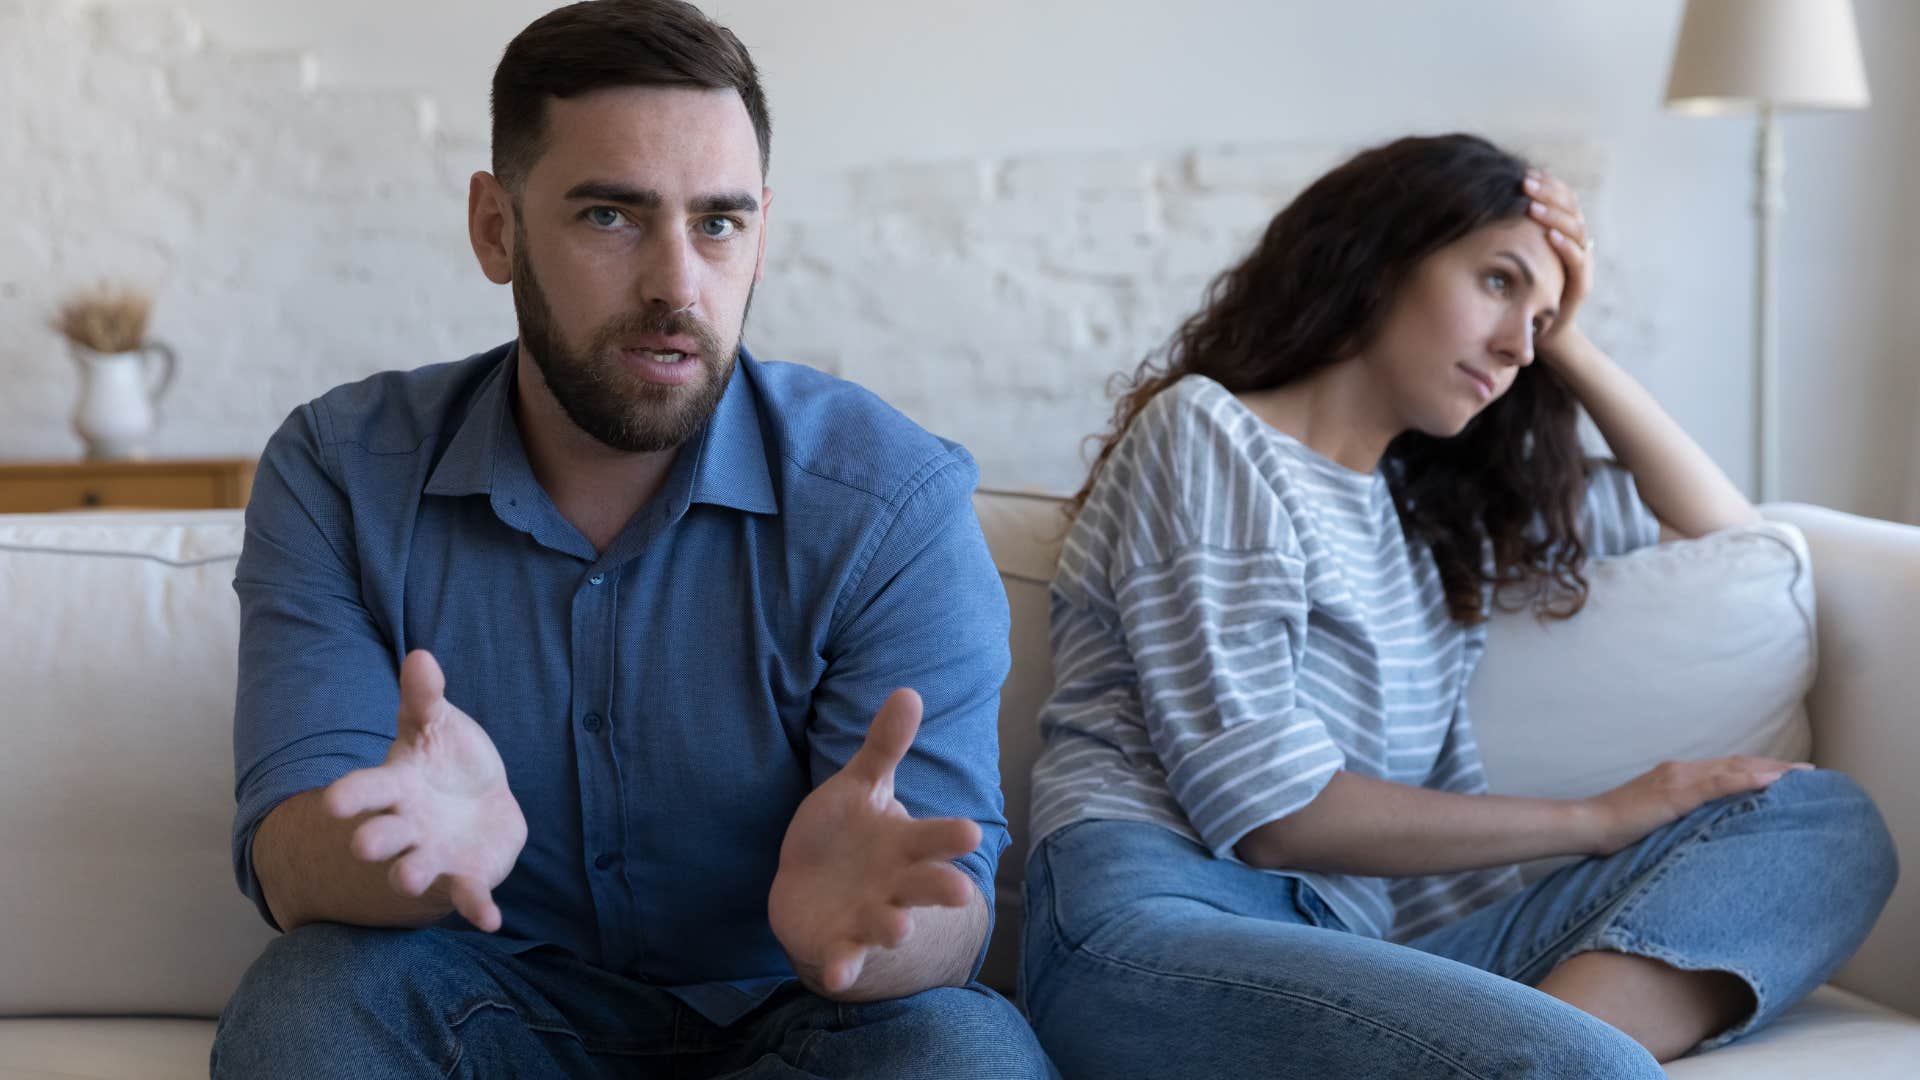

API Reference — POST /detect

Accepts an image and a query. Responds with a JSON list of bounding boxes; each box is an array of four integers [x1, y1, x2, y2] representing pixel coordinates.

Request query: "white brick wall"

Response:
[[2, 1, 1614, 495]]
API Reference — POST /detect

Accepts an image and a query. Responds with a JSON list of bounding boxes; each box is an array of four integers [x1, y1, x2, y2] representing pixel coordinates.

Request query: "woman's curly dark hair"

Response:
[[1068, 133, 1594, 625]]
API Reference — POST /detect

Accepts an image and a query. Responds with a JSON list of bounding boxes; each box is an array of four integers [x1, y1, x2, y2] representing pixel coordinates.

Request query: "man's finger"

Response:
[[388, 851, 438, 898], [844, 688, 922, 786], [350, 813, 417, 863], [853, 905, 912, 949], [822, 945, 865, 995], [449, 876, 502, 933], [397, 649, 448, 737], [902, 816, 983, 862], [891, 863, 974, 910], [323, 766, 404, 819]]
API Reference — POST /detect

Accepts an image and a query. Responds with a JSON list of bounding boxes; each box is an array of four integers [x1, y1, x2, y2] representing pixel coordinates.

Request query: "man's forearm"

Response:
[[253, 788, 455, 932], [1234, 770, 1600, 877], [821, 884, 989, 1003]]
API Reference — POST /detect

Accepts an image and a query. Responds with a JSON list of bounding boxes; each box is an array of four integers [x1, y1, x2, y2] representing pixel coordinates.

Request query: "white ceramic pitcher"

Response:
[[72, 341, 176, 460]]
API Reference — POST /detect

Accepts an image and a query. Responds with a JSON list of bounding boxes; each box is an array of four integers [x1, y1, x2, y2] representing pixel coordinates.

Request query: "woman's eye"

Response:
[[700, 217, 739, 239], [585, 207, 624, 229], [1484, 270, 1511, 294]]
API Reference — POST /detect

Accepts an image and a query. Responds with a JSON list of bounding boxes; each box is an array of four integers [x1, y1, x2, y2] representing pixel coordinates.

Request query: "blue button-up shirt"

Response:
[[230, 343, 1011, 1025]]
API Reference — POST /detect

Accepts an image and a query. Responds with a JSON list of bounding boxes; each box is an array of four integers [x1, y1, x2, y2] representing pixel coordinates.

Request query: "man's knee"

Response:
[[212, 924, 468, 1077], [845, 984, 1054, 1079]]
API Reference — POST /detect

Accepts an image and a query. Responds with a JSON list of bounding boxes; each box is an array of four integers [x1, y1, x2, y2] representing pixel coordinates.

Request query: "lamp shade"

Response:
[[1665, 0, 1870, 114]]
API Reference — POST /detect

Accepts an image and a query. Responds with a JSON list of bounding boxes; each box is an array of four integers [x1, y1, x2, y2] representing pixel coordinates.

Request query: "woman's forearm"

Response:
[[1233, 769, 1603, 877], [1547, 331, 1758, 538]]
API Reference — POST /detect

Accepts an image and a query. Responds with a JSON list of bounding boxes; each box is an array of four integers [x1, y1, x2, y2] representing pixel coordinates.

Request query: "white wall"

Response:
[[5, 0, 1916, 511]]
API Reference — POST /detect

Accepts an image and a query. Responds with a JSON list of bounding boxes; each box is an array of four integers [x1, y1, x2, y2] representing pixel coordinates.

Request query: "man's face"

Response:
[[508, 85, 769, 453]]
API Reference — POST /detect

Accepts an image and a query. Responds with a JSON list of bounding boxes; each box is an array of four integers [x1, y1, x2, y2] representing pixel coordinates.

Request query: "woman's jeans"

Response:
[[1021, 769, 1897, 1080], [212, 926, 1056, 1079]]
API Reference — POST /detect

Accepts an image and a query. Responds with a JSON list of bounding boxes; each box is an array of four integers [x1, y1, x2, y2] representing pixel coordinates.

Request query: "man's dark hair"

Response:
[[491, 0, 771, 193]]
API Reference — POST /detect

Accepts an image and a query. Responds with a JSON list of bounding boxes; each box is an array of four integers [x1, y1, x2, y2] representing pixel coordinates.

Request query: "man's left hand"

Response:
[[768, 688, 983, 996]]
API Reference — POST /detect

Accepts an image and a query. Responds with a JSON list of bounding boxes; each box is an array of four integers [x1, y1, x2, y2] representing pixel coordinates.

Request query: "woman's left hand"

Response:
[[1524, 168, 1594, 359]]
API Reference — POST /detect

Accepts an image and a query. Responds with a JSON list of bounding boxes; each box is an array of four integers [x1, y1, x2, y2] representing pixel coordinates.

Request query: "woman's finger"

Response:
[[1526, 169, 1585, 218], [1527, 200, 1588, 247], [1545, 228, 1592, 271]]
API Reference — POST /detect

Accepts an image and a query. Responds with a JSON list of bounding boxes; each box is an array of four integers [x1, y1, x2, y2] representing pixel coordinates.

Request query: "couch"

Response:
[[2, 493, 1918, 1078]]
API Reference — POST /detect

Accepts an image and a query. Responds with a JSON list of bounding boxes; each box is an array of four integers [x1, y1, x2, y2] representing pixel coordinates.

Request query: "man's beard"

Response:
[[511, 242, 746, 454]]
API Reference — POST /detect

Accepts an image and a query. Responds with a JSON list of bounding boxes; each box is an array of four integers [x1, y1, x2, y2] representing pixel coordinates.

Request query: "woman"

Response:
[[1019, 134, 1896, 1079]]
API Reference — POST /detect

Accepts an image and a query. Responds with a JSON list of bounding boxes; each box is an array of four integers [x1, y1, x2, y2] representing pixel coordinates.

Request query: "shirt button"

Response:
[[594, 853, 617, 871], [582, 712, 602, 733], [588, 572, 605, 586]]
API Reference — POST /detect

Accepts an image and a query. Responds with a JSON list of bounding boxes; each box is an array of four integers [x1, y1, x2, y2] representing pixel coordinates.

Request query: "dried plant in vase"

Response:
[[52, 282, 155, 355], [50, 282, 177, 461]]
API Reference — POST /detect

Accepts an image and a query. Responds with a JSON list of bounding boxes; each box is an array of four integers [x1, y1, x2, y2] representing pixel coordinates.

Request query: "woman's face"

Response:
[[1358, 216, 1565, 438]]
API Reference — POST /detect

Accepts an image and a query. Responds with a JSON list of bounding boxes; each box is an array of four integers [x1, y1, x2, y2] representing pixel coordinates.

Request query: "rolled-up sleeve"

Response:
[[230, 404, 398, 928], [803, 448, 1011, 978], [1114, 542, 1344, 857]]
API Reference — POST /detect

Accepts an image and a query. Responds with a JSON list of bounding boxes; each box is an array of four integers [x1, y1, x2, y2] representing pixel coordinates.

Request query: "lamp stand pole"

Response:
[[1754, 103, 1785, 504]]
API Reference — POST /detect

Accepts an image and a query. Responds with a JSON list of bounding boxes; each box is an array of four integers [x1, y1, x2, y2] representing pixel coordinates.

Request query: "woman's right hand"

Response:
[[1581, 756, 1810, 856]]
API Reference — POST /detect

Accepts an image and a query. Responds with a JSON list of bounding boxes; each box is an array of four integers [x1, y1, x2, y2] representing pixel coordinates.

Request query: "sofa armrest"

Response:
[[1764, 503, 1920, 1017]]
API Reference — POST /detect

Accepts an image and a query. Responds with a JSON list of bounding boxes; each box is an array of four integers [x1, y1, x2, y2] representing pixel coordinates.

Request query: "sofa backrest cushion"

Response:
[[1468, 521, 1814, 801], [970, 490, 1816, 987], [0, 511, 273, 1018]]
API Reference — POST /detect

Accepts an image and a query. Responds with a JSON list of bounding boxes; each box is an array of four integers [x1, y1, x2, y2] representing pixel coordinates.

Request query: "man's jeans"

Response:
[[212, 925, 1056, 1079], [1021, 768, 1897, 1080]]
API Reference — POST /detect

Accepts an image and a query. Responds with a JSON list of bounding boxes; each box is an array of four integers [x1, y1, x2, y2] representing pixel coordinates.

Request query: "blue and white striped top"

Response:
[[1029, 374, 1661, 941]]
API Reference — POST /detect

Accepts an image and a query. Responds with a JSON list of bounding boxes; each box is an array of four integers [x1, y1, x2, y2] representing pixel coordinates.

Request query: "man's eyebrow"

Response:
[[564, 181, 660, 207], [562, 181, 759, 216], [692, 191, 761, 215]]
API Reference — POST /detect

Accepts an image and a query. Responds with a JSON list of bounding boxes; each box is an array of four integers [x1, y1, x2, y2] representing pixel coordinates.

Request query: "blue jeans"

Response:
[[1021, 768, 1897, 1080], [212, 924, 1056, 1079]]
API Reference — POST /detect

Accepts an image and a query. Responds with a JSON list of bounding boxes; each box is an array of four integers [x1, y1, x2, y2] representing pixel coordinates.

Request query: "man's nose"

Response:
[[638, 232, 699, 313]]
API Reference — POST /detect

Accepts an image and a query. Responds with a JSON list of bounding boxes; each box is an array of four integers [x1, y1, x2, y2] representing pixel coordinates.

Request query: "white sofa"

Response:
[[2, 494, 1918, 1078]]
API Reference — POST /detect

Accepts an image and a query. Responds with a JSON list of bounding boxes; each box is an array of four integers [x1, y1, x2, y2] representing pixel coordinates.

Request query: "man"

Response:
[[211, 2, 1054, 1076]]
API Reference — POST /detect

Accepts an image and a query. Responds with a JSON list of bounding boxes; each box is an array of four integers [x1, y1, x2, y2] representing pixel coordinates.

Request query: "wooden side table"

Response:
[[0, 458, 256, 513]]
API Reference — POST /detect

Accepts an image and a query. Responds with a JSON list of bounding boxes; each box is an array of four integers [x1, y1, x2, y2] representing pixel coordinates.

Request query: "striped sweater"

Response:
[[1029, 374, 1661, 940]]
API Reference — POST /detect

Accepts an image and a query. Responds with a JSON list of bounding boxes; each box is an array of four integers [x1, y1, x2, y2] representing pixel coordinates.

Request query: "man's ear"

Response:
[[468, 172, 516, 285]]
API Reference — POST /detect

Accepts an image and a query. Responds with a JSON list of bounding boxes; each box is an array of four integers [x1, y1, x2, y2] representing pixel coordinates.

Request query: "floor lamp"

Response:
[[1664, 0, 1870, 504]]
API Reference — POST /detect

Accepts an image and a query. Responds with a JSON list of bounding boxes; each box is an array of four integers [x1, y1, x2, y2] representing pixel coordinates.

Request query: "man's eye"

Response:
[[586, 207, 623, 228], [700, 217, 739, 239]]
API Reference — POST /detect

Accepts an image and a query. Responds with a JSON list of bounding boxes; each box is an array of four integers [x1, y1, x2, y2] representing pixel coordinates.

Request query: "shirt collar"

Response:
[[422, 342, 778, 517], [422, 342, 515, 499], [687, 347, 778, 516]]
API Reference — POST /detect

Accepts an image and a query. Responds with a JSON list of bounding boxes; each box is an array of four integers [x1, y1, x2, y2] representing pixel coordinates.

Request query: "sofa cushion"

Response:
[[1469, 521, 1815, 802], [0, 511, 273, 1019], [0, 1018, 216, 1080]]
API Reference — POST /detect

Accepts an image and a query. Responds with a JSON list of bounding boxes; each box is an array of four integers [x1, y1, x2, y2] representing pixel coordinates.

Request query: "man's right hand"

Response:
[[321, 649, 527, 932]]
